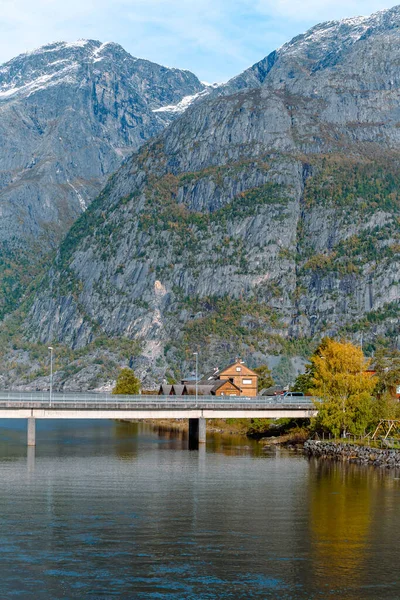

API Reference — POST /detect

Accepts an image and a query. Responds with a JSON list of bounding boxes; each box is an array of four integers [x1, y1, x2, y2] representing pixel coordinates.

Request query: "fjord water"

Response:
[[0, 421, 399, 599]]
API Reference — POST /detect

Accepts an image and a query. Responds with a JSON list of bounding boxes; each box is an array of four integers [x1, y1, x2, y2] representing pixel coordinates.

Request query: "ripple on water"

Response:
[[0, 420, 399, 599]]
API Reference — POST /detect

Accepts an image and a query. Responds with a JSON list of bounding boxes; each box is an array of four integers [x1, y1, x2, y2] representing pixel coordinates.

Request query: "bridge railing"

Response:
[[0, 391, 317, 409]]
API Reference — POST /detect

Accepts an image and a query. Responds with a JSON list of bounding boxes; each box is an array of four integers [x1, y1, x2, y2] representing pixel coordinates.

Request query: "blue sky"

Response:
[[0, 0, 394, 81]]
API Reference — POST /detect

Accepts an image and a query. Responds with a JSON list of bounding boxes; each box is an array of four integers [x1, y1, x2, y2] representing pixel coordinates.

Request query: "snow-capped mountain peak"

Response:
[[0, 40, 129, 100]]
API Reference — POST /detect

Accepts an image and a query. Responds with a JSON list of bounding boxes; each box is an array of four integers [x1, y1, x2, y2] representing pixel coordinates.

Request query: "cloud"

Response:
[[0, 0, 395, 81]]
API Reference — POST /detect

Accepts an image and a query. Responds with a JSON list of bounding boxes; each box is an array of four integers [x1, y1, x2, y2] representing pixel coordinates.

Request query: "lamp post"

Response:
[[48, 346, 54, 407], [193, 352, 198, 406]]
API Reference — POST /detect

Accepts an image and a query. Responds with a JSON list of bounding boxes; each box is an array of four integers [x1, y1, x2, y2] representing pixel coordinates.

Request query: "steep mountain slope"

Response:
[[0, 40, 205, 318], [12, 6, 400, 386]]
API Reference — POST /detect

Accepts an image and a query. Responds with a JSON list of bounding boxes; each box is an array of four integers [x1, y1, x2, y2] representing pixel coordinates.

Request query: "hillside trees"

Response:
[[254, 364, 274, 390]]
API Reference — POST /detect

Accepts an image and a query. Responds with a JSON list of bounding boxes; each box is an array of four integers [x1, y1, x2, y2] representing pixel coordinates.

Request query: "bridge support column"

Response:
[[189, 418, 198, 449], [199, 417, 206, 444], [27, 417, 36, 447], [189, 417, 206, 449]]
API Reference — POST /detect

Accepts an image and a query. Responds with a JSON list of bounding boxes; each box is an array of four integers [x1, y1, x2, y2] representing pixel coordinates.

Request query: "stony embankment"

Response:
[[304, 440, 400, 469]]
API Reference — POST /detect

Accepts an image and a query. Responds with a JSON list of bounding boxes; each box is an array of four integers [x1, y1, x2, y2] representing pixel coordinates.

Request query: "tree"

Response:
[[309, 338, 377, 437], [293, 370, 314, 394], [254, 364, 274, 390], [370, 347, 400, 424], [372, 391, 400, 423], [113, 368, 141, 395], [293, 337, 331, 394], [373, 347, 400, 399], [273, 356, 296, 387]]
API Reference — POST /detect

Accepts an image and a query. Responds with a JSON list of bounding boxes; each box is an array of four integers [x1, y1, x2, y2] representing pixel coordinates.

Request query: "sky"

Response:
[[0, 0, 395, 82]]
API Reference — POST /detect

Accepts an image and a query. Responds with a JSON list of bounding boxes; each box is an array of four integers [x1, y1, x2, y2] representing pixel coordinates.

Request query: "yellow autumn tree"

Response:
[[310, 339, 377, 437], [112, 368, 141, 395]]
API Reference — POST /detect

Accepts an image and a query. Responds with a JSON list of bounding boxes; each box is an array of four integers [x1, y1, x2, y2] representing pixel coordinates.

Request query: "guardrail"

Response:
[[0, 391, 317, 406], [0, 392, 317, 410]]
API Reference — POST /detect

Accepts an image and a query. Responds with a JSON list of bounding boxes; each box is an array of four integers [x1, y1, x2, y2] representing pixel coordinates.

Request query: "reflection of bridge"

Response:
[[0, 392, 317, 447]]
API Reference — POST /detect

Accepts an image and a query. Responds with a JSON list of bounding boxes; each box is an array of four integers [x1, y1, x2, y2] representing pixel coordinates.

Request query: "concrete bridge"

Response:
[[0, 392, 317, 447]]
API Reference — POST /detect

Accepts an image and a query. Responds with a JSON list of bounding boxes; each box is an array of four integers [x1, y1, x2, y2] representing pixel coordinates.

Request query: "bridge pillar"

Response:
[[27, 417, 36, 447], [188, 418, 199, 449], [199, 417, 206, 444], [188, 417, 206, 449]]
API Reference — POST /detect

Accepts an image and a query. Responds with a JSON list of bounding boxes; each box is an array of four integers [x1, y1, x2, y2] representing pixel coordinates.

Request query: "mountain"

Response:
[[0, 39, 206, 318], [6, 6, 400, 388]]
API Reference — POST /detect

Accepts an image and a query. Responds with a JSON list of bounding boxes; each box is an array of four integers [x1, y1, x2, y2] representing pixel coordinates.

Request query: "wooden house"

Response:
[[199, 359, 259, 397], [158, 359, 259, 397]]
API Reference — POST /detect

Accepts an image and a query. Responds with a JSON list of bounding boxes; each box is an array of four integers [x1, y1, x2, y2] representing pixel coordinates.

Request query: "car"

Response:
[[283, 392, 305, 398]]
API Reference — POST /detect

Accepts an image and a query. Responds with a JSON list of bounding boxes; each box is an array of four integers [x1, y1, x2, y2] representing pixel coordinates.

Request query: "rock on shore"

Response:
[[304, 440, 400, 469]]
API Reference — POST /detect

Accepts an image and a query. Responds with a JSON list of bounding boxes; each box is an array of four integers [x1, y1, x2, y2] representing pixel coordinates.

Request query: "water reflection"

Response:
[[308, 460, 372, 597], [113, 421, 140, 459], [308, 459, 400, 598], [0, 420, 398, 599], [27, 446, 35, 473]]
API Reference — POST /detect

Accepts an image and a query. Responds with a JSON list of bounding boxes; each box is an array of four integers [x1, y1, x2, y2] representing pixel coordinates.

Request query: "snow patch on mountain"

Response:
[[25, 40, 91, 57], [283, 15, 371, 53], [0, 64, 79, 99], [153, 83, 218, 114], [0, 41, 119, 99], [92, 42, 114, 63], [67, 180, 87, 211]]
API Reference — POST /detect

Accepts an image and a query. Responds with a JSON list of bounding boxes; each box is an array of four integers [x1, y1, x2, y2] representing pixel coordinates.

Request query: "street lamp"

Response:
[[48, 347, 54, 407], [193, 352, 198, 406]]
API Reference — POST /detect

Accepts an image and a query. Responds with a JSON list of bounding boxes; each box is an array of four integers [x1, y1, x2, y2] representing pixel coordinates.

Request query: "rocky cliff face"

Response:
[[9, 7, 400, 387], [0, 39, 205, 318]]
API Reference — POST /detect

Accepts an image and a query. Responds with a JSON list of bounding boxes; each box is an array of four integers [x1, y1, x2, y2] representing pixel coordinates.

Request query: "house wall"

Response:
[[219, 362, 258, 397]]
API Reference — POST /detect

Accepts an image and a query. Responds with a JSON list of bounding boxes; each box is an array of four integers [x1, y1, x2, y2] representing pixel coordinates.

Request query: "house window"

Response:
[[236, 367, 241, 372], [397, 385, 400, 394], [243, 379, 252, 385]]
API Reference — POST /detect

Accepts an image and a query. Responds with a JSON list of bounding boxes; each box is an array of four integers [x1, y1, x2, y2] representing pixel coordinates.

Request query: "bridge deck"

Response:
[[0, 392, 318, 445]]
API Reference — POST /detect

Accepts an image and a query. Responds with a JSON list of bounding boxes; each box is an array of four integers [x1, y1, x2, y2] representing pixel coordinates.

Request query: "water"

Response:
[[0, 420, 399, 599]]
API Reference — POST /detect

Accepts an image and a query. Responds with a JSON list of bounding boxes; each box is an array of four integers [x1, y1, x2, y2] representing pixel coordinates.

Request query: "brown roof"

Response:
[[219, 360, 258, 377], [185, 381, 241, 395], [211, 379, 241, 393], [185, 385, 215, 395]]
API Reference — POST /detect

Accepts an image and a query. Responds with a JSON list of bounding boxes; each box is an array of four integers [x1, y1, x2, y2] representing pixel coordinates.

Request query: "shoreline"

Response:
[[304, 440, 400, 469], [121, 418, 251, 436], [120, 418, 308, 447], [119, 421, 400, 469]]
